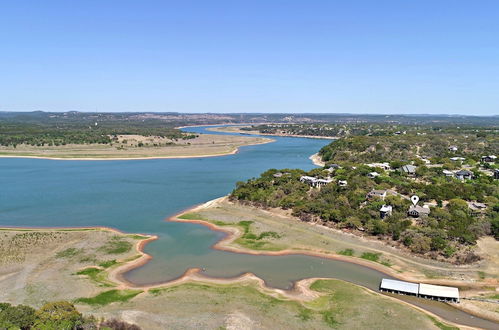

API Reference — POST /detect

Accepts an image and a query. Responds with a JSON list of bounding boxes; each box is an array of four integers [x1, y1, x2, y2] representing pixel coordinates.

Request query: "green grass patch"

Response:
[[321, 310, 340, 327], [360, 252, 381, 262], [56, 247, 83, 258], [99, 236, 132, 254], [210, 220, 232, 226], [380, 260, 392, 267], [212, 220, 285, 251], [427, 316, 459, 330], [297, 308, 313, 321], [75, 289, 142, 306], [76, 267, 115, 287], [127, 234, 149, 240], [337, 248, 354, 256], [177, 212, 204, 220], [257, 231, 281, 240], [98, 260, 118, 268], [477, 271, 486, 279]]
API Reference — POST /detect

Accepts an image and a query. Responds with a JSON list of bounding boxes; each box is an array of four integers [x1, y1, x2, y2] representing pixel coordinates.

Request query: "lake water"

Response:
[[0, 126, 496, 329]]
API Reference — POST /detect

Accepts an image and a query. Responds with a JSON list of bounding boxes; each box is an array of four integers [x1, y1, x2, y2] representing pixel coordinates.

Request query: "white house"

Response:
[[379, 205, 393, 219], [367, 189, 387, 200], [367, 162, 391, 171], [367, 172, 380, 179], [450, 157, 465, 162], [338, 180, 348, 187], [442, 169, 454, 177], [448, 146, 458, 152], [300, 176, 332, 187]]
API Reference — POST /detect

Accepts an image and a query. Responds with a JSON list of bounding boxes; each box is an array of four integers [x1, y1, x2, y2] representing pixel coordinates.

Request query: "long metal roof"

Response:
[[418, 283, 459, 299], [380, 279, 419, 295]]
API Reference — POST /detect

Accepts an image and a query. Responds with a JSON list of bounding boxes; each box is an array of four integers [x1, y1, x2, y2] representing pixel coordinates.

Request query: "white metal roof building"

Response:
[[379, 279, 460, 302], [380, 279, 419, 295], [418, 283, 459, 302]]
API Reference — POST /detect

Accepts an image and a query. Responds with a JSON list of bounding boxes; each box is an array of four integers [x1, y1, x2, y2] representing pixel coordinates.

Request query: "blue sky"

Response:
[[1, 1, 498, 115]]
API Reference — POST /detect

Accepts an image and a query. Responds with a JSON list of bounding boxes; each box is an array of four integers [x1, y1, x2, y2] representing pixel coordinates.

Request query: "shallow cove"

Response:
[[0, 126, 497, 329]]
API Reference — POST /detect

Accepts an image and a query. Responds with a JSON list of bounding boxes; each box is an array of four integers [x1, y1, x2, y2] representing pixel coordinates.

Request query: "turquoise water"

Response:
[[0, 126, 496, 328]]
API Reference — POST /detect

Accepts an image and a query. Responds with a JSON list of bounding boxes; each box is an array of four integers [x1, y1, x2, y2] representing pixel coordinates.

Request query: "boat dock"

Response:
[[380, 279, 459, 303]]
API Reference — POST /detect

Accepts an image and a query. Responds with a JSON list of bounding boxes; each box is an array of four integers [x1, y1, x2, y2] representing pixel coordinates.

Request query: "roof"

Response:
[[469, 202, 487, 210], [455, 170, 472, 176], [408, 205, 431, 215], [401, 165, 417, 173], [380, 205, 392, 212], [380, 279, 419, 295], [370, 190, 386, 195], [418, 283, 459, 299]]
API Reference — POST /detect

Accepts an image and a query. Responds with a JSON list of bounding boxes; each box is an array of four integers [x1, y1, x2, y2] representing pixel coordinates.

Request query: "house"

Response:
[[442, 170, 454, 177], [367, 172, 380, 179], [300, 176, 316, 184], [338, 180, 348, 187], [367, 190, 387, 200], [481, 155, 497, 163], [401, 165, 417, 175], [273, 172, 283, 178], [379, 205, 393, 219], [495, 169, 499, 180], [367, 162, 391, 171], [418, 157, 431, 165], [326, 164, 341, 173], [454, 170, 473, 181], [448, 146, 458, 152], [315, 178, 333, 187], [408, 205, 431, 217], [300, 176, 332, 187], [468, 202, 487, 215], [450, 157, 465, 162]]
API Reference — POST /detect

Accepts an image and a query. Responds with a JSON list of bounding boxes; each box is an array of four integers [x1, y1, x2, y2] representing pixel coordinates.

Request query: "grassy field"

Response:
[[0, 133, 272, 159], [95, 280, 444, 329], [0, 228, 142, 306]]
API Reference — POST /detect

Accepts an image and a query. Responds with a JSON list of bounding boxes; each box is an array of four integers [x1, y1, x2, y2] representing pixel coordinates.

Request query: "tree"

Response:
[[34, 301, 84, 330], [0, 303, 36, 329]]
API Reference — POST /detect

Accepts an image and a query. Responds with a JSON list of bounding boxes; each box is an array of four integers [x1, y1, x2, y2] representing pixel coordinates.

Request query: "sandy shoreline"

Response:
[[0, 137, 274, 161], [309, 153, 325, 166]]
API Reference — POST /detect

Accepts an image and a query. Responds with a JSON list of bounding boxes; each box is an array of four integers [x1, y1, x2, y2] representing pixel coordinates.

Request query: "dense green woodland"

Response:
[[319, 133, 498, 164], [0, 301, 139, 329], [0, 122, 190, 147], [232, 131, 499, 263]]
